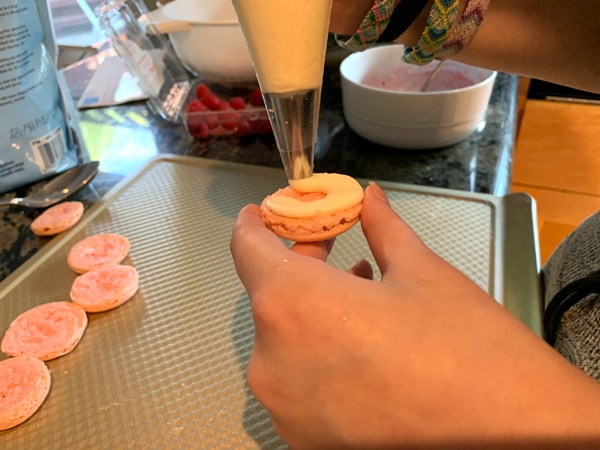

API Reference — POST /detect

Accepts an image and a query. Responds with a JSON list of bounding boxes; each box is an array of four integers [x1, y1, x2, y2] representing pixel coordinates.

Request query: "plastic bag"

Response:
[[0, 0, 85, 194]]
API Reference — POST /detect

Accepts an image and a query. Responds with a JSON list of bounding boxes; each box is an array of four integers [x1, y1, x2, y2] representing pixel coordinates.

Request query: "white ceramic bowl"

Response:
[[148, 0, 256, 82], [339, 45, 497, 149]]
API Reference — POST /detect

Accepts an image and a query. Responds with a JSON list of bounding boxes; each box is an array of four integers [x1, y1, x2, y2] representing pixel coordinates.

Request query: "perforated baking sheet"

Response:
[[0, 155, 541, 449]]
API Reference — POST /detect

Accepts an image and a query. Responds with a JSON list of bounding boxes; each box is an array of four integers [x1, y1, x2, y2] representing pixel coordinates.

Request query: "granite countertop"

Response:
[[0, 54, 518, 282]]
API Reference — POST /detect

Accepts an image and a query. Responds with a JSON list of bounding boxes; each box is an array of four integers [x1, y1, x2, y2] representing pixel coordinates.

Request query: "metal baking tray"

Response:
[[0, 155, 541, 449]]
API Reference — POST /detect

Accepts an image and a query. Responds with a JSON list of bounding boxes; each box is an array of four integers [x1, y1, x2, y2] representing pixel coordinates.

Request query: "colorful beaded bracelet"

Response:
[[336, 0, 490, 63], [403, 0, 460, 65], [437, 0, 491, 58], [334, 0, 395, 51]]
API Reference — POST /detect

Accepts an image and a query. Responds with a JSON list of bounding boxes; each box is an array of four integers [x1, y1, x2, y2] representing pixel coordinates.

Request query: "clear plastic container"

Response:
[[182, 81, 272, 139]]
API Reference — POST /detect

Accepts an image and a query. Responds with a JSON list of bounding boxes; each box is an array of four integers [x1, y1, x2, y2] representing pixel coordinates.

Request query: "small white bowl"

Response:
[[339, 45, 497, 149]]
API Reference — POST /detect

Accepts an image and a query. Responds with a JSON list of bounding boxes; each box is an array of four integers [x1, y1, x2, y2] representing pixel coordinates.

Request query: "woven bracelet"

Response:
[[334, 0, 395, 51], [377, 0, 430, 43], [437, 0, 491, 58], [403, 0, 460, 65]]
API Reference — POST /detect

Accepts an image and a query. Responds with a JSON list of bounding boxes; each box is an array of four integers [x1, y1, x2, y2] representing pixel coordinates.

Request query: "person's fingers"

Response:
[[290, 238, 335, 261], [293, 239, 373, 279], [231, 205, 338, 298], [349, 259, 374, 279], [360, 183, 437, 281], [230, 204, 291, 294]]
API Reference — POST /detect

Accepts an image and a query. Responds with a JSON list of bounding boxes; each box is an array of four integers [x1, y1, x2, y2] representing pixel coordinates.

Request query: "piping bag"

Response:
[[231, 0, 333, 180]]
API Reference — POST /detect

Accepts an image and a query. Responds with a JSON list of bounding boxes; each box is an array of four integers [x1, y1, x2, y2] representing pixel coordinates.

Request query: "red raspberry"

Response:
[[187, 99, 206, 113], [202, 93, 223, 111], [249, 88, 264, 107], [189, 122, 210, 139], [186, 101, 208, 127], [218, 101, 242, 130], [235, 120, 254, 137], [195, 83, 212, 101], [186, 100, 220, 129], [203, 112, 220, 129], [229, 96, 247, 110], [254, 119, 272, 135]]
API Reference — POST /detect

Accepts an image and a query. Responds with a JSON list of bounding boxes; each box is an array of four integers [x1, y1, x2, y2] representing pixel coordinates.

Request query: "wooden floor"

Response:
[[511, 79, 600, 264]]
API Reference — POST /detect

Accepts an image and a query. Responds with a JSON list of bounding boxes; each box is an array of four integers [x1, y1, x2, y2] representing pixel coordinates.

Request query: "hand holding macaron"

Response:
[[231, 183, 600, 448]]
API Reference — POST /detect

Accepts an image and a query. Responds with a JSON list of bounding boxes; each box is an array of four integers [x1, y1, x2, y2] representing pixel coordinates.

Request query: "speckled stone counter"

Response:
[[0, 60, 518, 282]]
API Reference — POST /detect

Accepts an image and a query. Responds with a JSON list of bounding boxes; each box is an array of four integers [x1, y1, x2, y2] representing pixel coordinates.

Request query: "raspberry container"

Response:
[[182, 81, 272, 139]]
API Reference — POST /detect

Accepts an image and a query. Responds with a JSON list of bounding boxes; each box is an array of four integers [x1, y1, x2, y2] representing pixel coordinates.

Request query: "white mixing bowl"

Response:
[[340, 45, 497, 149], [144, 0, 256, 82]]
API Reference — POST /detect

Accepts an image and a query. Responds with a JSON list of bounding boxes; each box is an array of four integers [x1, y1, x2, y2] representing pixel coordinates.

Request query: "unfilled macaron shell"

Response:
[[1, 302, 88, 361], [67, 233, 130, 274], [70, 264, 139, 313], [30, 201, 84, 236], [0, 356, 51, 430]]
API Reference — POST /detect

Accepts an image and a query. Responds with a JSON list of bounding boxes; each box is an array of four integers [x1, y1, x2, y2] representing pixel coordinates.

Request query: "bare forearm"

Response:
[[451, 0, 600, 93], [330, 0, 376, 35], [332, 0, 600, 93]]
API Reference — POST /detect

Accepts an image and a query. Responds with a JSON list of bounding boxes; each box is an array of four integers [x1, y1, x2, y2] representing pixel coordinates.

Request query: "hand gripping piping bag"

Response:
[[0, 0, 86, 194]]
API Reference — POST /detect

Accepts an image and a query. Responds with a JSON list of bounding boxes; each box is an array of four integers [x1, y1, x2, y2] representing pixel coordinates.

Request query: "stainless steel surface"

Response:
[[0, 155, 541, 448], [0, 161, 99, 208]]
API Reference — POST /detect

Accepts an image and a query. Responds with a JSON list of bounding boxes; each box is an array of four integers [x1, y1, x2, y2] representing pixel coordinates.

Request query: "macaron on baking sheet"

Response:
[[0, 155, 541, 449]]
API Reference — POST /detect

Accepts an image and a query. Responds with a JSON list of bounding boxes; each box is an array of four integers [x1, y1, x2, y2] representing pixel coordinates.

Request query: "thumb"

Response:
[[360, 183, 439, 281]]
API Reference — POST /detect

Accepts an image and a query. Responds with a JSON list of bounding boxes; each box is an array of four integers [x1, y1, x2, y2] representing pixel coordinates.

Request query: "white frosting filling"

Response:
[[231, 0, 332, 92], [265, 173, 363, 218]]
